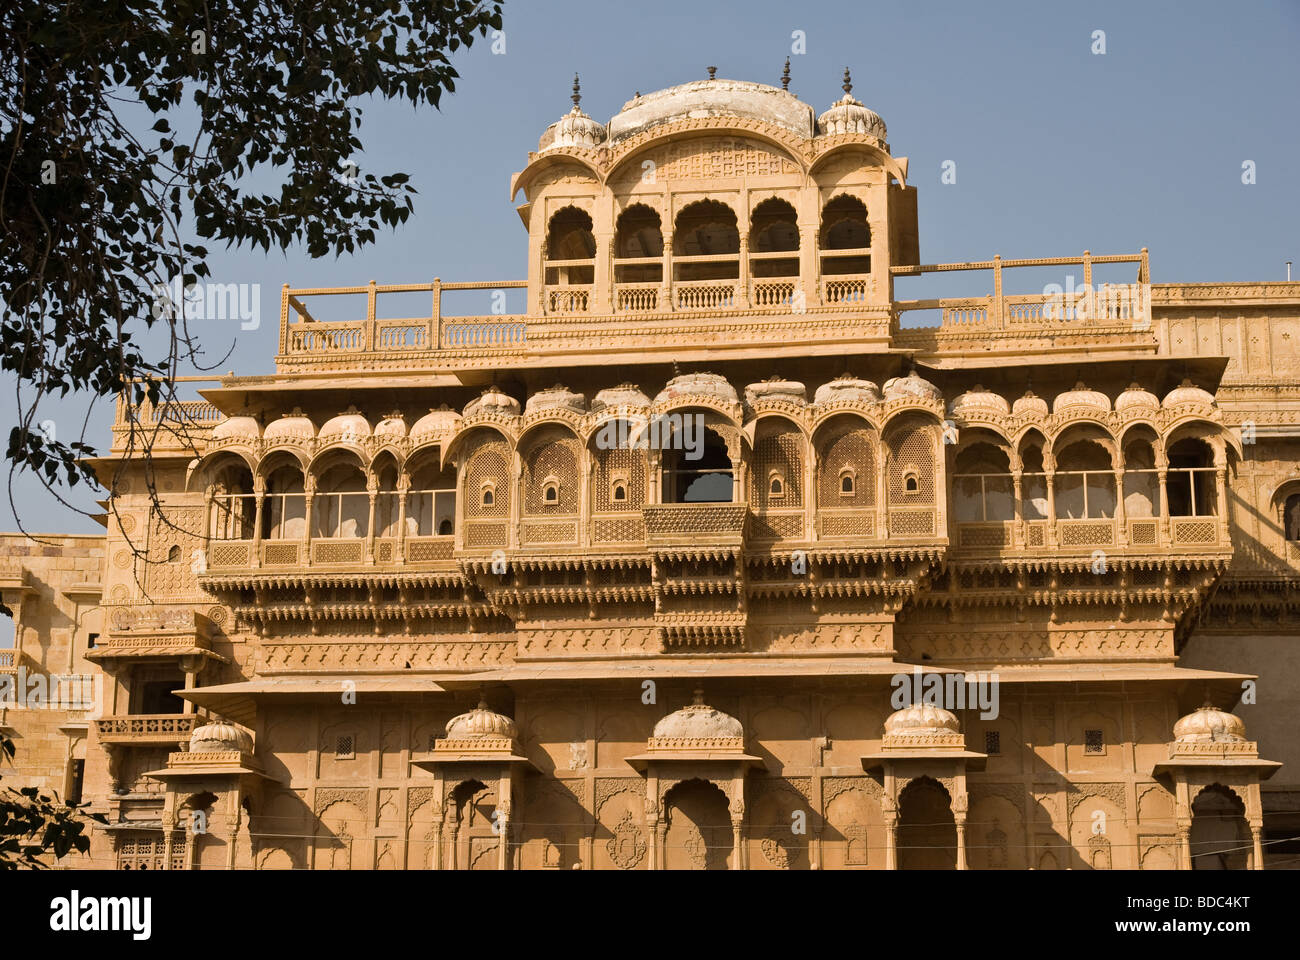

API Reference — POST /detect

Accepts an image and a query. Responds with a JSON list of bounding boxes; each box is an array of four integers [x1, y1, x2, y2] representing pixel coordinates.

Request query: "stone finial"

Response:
[[692, 688, 705, 705], [707, 65, 717, 80], [571, 73, 581, 108], [842, 67, 853, 96], [781, 57, 791, 91]]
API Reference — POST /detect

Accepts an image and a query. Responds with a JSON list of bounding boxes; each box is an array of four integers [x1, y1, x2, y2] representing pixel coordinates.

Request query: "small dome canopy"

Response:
[[410, 406, 462, 440], [653, 689, 743, 740], [444, 698, 518, 740], [211, 414, 261, 442], [537, 75, 607, 152], [1173, 704, 1246, 743], [1163, 378, 1216, 408], [1011, 389, 1049, 417], [654, 372, 738, 405], [1052, 381, 1111, 414], [592, 383, 651, 413], [263, 408, 316, 442], [318, 406, 371, 443], [464, 387, 521, 419], [813, 374, 882, 405], [189, 716, 253, 754], [949, 384, 1010, 417], [1115, 382, 1160, 414], [373, 411, 408, 442], [744, 377, 807, 406], [883, 702, 961, 738], [816, 68, 887, 140], [525, 383, 587, 415], [607, 77, 815, 144], [882, 369, 943, 403]]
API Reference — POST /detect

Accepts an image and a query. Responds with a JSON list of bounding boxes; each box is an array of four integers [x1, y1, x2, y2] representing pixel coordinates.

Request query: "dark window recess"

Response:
[[984, 730, 1001, 755], [137, 679, 185, 715], [66, 759, 85, 806], [87, 633, 99, 649], [1084, 729, 1105, 754], [336, 734, 355, 758]]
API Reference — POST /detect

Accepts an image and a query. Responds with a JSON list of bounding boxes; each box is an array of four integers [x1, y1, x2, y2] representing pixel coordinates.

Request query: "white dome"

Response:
[[1173, 704, 1246, 743], [949, 384, 1010, 417], [411, 406, 462, 440], [883, 702, 961, 738], [373, 413, 408, 442], [444, 699, 518, 740], [318, 408, 371, 443], [744, 378, 807, 406], [653, 690, 743, 739], [464, 387, 521, 419], [538, 77, 607, 152], [607, 77, 815, 144], [654, 372, 738, 405], [1052, 382, 1111, 414], [189, 716, 253, 754], [1011, 390, 1049, 417], [525, 384, 586, 415], [263, 409, 316, 443], [211, 415, 261, 442], [1115, 383, 1160, 414], [814, 375, 881, 405], [882, 370, 943, 403], [816, 70, 886, 140], [1163, 379, 1216, 408], [592, 383, 651, 413]]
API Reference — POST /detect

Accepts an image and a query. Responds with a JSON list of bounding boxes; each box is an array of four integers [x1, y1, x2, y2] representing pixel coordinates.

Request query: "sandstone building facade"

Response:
[[2, 73, 1298, 870]]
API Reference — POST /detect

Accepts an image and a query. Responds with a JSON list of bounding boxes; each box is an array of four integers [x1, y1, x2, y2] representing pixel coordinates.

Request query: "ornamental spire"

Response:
[[781, 57, 791, 91], [842, 66, 853, 96], [571, 73, 581, 109]]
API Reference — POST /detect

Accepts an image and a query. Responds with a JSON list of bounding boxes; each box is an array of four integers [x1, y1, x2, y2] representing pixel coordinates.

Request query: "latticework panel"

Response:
[[889, 509, 935, 537], [593, 517, 645, 542], [464, 441, 510, 519], [464, 522, 507, 548], [821, 512, 874, 538], [407, 537, 454, 562], [594, 446, 645, 512], [522, 520, 578, 544], [1173, 519, 1216, 544], [209, 542, 250, 567], [263, 542, 299, 565], [887, 426, 935, 505], [117, 835, 184, 871], [523, 436, 580, 514], [749, 427, 803, 508], [312, 540, 364, 564], [958, 523, 1009, 548], [1129, 520, 1158, 545], [1059, 520, 1114, 547], [818, 426, 876, 507], [750, 512, 804, 541]]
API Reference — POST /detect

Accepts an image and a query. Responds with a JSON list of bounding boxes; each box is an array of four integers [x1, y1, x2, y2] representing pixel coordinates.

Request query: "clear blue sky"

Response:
[[5, 0, 1298, 536]]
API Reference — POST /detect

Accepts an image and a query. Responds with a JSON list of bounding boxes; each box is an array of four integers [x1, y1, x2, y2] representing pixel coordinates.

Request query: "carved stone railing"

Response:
[[822, 274, 873, 304], [545, 286, 591, 315], [615, 283, 660, 312], [643, 503, 748, 545], [751, 279, 796, 308], [675, 280, 736, 310], [95, 714, 198, 745]]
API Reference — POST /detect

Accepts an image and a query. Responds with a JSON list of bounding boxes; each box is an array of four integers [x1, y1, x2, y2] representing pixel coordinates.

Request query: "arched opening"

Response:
[[1284, 492, 1300, 542], [952, 442, 1013, 523], [663, 779, 732, 870], [312, 459, 369, 538], [521, 428, 581, 517], [897, 777, 957, 870], [1121, 432, 1160, 519], [447, 778, 499, 871], [1019, 438, 1049, 522], [592, 422, 646, 518], [462, 432, 511, 520], [673, 200, 739, 287], [371, 453, 401, 539], [1190, 785, 1249, 870], [816, 416, 876, 509], [749, 197, 799, 279], [819, 194, 870, 277], [661, 425, 733, 503], [1053, 439, 1116, 519], [260, 457, 306, 540], [886, 418, 937, 535], [406, 456, 457, 537], [748, 419, 803, 511], [545, 206, 596, 283], [614, 203, 663, 289], [1167, 437, 1217, 516], [204, 455, 256, 541]]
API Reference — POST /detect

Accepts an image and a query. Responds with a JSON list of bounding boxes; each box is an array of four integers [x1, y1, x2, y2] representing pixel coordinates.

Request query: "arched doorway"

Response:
[[898, 777, 957, 870], [663, 779, 732, 870], [1190, 785, 1249, 870]]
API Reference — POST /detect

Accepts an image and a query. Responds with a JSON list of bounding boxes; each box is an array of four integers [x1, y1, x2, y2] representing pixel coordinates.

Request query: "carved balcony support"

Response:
[[1157, 468, 1171, 544], [1011, 470, 1024, 548], [736, 235, 752, 309], [251, 479, 266, 569], [395, 476, 409, 563], [659, 229, 673, 311]]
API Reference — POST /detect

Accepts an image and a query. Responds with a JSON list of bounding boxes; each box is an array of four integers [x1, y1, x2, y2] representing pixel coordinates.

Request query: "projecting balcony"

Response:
[[94, 713, 199, 746], [203, 534, 457, 574], [952, 516, 1229, 557], [643, 503, 749, 548]]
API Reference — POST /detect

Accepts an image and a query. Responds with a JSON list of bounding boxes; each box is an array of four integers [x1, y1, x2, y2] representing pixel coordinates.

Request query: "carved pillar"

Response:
[[877, 447, 889, 539], [395, 475, 409, 562], [882, 798, 898, 870], [251, 478, 266, 567], [1011, 469, 1024, 548], [429, 819, 443, 870], [1113, 450, 1128, 547], [807, 451, 818, 541], [798, 222, 818, 307], [1215, 466, 1229, 542], [365, 480, 378, 565], [1044, 456, 1058, 547], [302, 476, 315, 567], [1157, 464, 1170, 544], [660, 229, 674, 311], [953, 792, 969, 870], [732, 818, 745, 871], [737, 235, 751, 309]]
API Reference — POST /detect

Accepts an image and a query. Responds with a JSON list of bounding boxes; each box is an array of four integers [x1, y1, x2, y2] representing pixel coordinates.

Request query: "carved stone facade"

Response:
[[2, 73, 1297, 869]]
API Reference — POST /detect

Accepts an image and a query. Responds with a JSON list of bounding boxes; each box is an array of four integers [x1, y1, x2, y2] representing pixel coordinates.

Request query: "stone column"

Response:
[[251, 479, 266, 568], [737, 235, 751, 309], [302, 476, 315, 567], [1215, 466, 1229, 542], [1011, 469, 1024, 548], [882, 793, 898, 870], [732, 818, 745, 871], [365, 483, 378, 565], [395, 476, 409, 562], [660, 228, 674, 311], [1250, 820, 1265, 870], [1157, 465, 1170, 544], [1045, 458, 1058, 548]]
